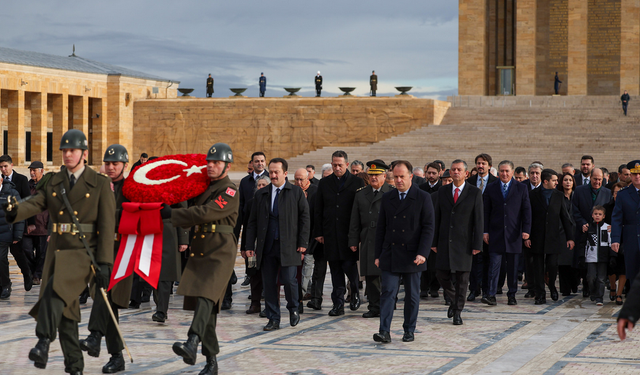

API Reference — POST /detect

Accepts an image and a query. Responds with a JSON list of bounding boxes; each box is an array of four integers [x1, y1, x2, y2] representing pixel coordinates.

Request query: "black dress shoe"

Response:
[[172, 334, 200, 365], [550, 288, 559, 301], [259, 309, 267, 318], [298, 303, 304, 314], [467, 291, 476, 302], [362, 310, 380, 318], [420, 290, 429, 299], [489, 296, 497, 305], [447, 305, 454, 319], [524, 290, 535, 298], [79, 331, 102, 357], [24, 272, 33, 291], [328, 305, 344, 316], [535, 298, 546, 305], [453, 312, 463, 325], [481, 296, 490, 305], [68, 372, 83, 375], [263, 320, 280, 331], [402, 331, 414, 342], [0, 285, 10, 299], [241, 275, 251, 287], [350, 293, 361, 311], [221, 300, 232, 310], [508, 297, 517, 305], [129, 301, 140, 309], [246, 305, 261, 314], [430, 291, 439, 298], [152, 311, 166, 323], [373, 331, 391, 343], [583, 290, 590, 298], [496, 289, 503, 295], [199, 355, 218, 375], [307, 300, 322, 310], [444, 295, 451, 306], [290, 311, 300, 327], [29, 338, 50, 369], [102, 352, 125, 373]]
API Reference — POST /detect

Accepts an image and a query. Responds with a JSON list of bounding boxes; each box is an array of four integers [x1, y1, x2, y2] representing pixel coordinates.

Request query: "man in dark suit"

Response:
[[373, 160, 435, 343], [572, 167, 611, 296], [575, 155, 595, 186], [245, 158, 310, 331], [314, 151, 365, 316], [432, 160, 483, 325], [419, 162, 442, 194], [349, 160, 393, 318], [129, 153, 148, 171], [419, 161, 443, 298], [482, 160, 532, 306], [525, 169, 575, 304], [521, 162, 543, 299], [466, 153, 498, 302], [612, 160, 640, 287]]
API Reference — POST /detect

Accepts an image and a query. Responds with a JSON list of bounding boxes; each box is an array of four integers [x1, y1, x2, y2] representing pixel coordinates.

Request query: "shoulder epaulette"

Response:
[[356, 186, 367, 192]]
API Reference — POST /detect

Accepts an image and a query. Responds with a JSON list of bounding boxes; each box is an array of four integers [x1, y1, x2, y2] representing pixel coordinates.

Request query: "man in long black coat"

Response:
[[206, 74, 214, 97], [419, 161, 443, 298], [525, 169, 575, 304], [432, 160, 483, 325], [314, 151, 364, 316]]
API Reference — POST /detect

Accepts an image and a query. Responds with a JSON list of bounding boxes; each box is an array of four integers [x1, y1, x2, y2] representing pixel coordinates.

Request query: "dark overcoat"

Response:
[[558, 194, 576, 266], [235, 171, 267, 237], [160, 201, 189, 282], [171, 176, 239, 312], [619, 265, 640, 323], [375, 185, 435, 273], [314, 171, 364, 262], [259, 76, 267, 93], [245, 181, 310, 268], [529, 188, 575, 255], [206, 77, 214, 94], [315, 75, 323, 88], [370, 74, 378, 91], [419, 179, 442, 194], [612, 186, 640, 284], [348, 183, 393, 276], [572, 184, 612, 247], [109, 179, 133, 308], [10, 167, 115, 321], [483, 178, 532, 254], [432, 183, 484, 272]]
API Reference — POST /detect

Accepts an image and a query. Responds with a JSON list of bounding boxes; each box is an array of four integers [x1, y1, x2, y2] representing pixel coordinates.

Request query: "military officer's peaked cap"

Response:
[[59, 129, 88, 150], [207, 143, 233, 163], [103, 144, 129, 163], [367, 159, 389, 175], [627, 160, 640, 174]]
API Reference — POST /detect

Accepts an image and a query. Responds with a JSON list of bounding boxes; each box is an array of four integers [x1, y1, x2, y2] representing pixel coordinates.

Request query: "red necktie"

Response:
[[454, 187, 459, 203]]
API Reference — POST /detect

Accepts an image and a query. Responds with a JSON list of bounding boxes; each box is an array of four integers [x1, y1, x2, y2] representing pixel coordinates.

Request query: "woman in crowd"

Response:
[[557, 172, 577, 296]]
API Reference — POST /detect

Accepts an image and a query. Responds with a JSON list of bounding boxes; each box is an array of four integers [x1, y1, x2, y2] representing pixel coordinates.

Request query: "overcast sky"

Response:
[[0, 1, 458, 99]]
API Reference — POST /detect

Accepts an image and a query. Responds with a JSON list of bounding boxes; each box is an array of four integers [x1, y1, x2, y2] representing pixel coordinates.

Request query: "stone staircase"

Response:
[[288, 96, 639, 172]]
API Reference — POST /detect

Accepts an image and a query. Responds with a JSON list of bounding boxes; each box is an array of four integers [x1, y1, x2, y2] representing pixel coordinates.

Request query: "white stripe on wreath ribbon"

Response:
[[138, 234, 155, 276], [114, 234, 137, 279]]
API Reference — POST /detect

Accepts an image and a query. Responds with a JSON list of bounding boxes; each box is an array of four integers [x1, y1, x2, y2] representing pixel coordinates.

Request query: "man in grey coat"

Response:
[[432, 160, 483, 325], [349, 159, 393, 318], [245, 158, 310, 331]]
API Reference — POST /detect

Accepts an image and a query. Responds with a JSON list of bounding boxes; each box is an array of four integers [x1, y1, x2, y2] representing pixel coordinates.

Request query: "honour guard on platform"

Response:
[[315, 71, 323, 97], [206, 74, 214, 98], [259, 73, 267, 97], [370, 70, 378, 97]]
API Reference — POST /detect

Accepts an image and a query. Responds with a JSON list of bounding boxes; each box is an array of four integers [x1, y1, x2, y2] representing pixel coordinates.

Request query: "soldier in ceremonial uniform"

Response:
[[78, 144, 131, 373], [259, 73, 267, 97], [348, 160, 393, 318], [164, 143, 239, 375], [206, 74, 214, 98], [370, 70, 378, 97], [3, 129, 115, 374], [315, 71, 323, 97]]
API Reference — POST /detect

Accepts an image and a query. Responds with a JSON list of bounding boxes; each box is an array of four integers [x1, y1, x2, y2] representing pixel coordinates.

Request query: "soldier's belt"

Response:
[[194, 224, 234, 234], [52, 223, 95, 235]]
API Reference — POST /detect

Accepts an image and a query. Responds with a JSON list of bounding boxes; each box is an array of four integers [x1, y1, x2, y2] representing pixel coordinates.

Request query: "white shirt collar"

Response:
[[5, 171, 13, 181], [253, 170, 265, 180], [453, 181, 465, 195]]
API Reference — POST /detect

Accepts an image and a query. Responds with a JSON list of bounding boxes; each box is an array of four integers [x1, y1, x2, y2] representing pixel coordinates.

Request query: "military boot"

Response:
[[102, 352, 125, 373], [172, 334, 200, 365], [28, 337, 50, 369], [79, 331, 102, 357], [198, 356, 219, 375]]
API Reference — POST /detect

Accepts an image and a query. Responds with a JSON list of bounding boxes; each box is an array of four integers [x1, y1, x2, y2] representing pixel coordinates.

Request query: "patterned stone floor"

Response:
[[1, 257, 638, 375]]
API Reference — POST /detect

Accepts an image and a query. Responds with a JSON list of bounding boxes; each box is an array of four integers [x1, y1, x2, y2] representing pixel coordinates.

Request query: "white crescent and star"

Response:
[[133, 159, 206, 186]]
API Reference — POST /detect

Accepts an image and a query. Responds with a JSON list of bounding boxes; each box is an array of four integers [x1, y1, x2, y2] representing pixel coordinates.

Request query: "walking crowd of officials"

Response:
[[4, 134, 640, 374]]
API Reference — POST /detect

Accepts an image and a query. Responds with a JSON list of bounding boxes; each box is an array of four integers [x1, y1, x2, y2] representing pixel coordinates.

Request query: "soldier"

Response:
[[370, 70, 378, 97], [3, 129, 115, 374], [315, 71, 323, 97], [259, 73, 267, 97], [348, 160, 393, 318], [206, 74, 214, 98], [78, 144, 131, 373], [164, 143, 239, 375]]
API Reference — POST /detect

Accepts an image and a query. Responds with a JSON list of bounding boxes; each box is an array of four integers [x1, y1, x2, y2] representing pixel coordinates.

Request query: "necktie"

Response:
[[584, 178, 589, 186], [272, 188, 280, 215], [374, 190, 378, 197], [400, 192, 406, 201], [454, 187, 459, 203], [479, 178, 485, 192], [502, 183, 508, 199], [69, 174, 76, 189]]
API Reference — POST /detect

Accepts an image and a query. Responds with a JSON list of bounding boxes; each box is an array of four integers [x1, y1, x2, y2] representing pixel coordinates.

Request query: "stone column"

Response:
[[52, 94, 68, 164], [91, 98, 108, 164], [515, 0, 537, 95], [459, 0, 488, 95], [8, 90, 25, 164], [621, 0, 640, 94], [567, 0, 588, 95], [31, 92, 47, 164], [73, 96, 88, 135]]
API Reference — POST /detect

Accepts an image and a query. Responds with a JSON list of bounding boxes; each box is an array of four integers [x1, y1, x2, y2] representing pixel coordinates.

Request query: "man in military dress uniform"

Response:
[[315, 71, 323, 97], [370, 70, 378, 97], [259, 73, 267, 97], [348, 160, 393, 318], [3, 129, 116, 374], [206, 74, 214, 98], [164, 143, 239, 375], [77, 144, 131, 373]]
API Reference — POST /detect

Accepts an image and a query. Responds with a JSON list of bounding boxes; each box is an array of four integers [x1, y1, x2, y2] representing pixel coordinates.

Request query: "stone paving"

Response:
[[1, 256, 638, 375]]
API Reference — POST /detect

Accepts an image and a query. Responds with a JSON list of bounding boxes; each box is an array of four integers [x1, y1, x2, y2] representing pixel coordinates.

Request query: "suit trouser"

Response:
[[130, 273, 153, 304], [301, 254, 314, 294], [262, 242, 298, 322], [421, 249, 440, 294], [249, 268, 263, 308], [623, 103, 628, 115], [380, 271, 420, 333], [329, 259, 359, 307], [153, 280, 173, 315], [0, 241, 32, 287], [371, 90, 376, 96], [531, 253, 558, 299], [87, 289, 123, 354], [558, 265, 579, 294], [36, 277, 84, 372], [315, 87, 321, 96], [23, 235, 48, 278], [365, 275, 381, 313], [524, 249, 535, 286], [188, 297, 219, 357], [586, 262, 608, 301], [309, 253, 327, 304], [437, 269, 470, 314], [488, 252, 519, 297]]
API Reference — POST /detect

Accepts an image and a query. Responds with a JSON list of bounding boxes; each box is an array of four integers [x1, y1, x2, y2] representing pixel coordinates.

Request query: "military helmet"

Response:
[[206, 143, 233, 162], [59, 129, 88, 150], [103, 144, 129, 163]]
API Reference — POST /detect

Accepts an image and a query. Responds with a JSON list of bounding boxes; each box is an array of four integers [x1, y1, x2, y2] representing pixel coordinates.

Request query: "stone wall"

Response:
[[132, 97, 450, 170]]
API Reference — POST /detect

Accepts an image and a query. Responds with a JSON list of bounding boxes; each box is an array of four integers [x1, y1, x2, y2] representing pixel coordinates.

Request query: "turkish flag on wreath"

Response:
[[108, 154, 210, 290]]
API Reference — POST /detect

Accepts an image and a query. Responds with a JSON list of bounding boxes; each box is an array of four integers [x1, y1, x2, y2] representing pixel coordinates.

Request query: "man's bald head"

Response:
[[590, 168, 604, 190], [294, 168, 309, 187]]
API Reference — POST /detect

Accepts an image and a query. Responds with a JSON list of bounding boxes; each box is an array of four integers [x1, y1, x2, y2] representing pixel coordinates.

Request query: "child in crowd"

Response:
[[585, 206, 618, 306]]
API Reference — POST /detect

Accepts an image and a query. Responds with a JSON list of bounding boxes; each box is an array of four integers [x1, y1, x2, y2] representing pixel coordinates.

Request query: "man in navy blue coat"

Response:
[[612, 160, 640, 287], [373, 161, 435, 343], [259, 73, 267, 97], [482, 160, 532, 306]]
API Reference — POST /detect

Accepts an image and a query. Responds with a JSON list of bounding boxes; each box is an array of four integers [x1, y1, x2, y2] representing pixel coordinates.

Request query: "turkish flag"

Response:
[[108, 202, 164, 290]]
